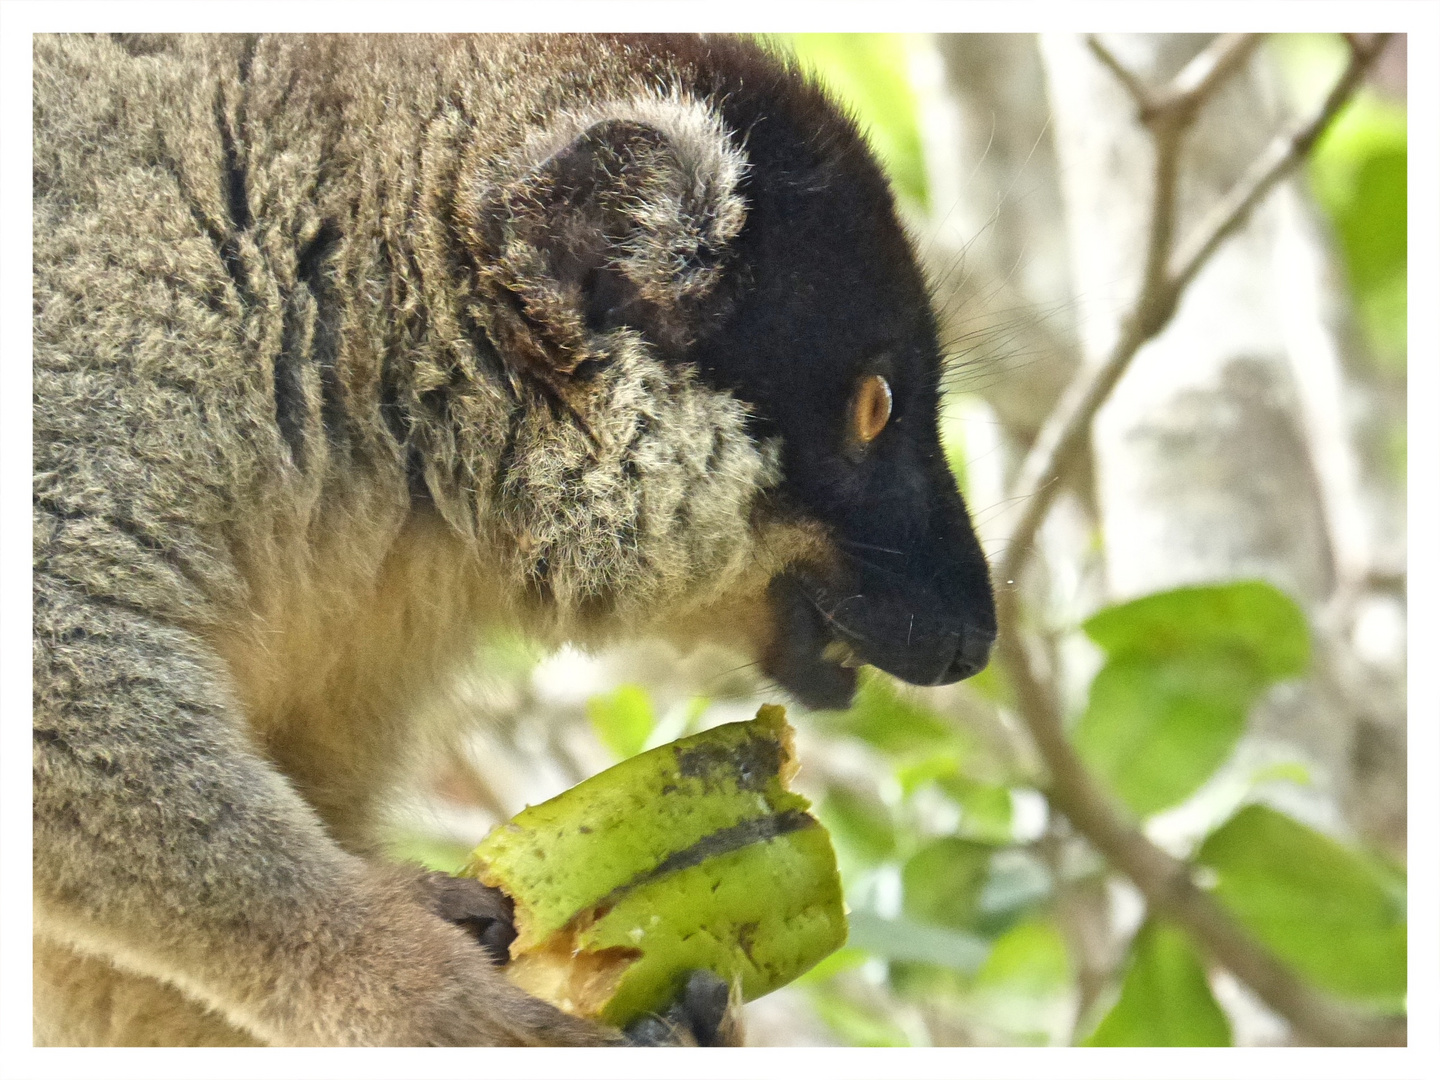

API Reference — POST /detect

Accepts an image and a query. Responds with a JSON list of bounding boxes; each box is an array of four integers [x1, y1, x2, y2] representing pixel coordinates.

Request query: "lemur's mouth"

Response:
[[762, 570, 995, 711], [761, 574, 860, 711]]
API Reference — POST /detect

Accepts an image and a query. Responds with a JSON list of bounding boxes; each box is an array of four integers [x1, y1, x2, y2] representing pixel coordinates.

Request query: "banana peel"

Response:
[[461, 704, 847, 1027]]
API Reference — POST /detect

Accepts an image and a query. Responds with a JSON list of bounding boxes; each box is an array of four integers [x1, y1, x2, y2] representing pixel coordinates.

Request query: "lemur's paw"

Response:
[[625, 970, 742, 1047], [414, 870, 517, 965]]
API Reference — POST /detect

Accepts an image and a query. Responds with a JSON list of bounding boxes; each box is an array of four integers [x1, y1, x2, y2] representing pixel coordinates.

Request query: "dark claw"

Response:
[[625, 970, 739, 1046], [626, 1014, 678, 1047], [678, 968, 731, 1046], [416, 870, 517, 965]]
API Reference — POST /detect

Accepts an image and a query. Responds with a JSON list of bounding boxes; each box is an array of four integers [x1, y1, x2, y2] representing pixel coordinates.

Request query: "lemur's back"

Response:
[[34, 30, 780, 838], [34, 34, 667, 579]]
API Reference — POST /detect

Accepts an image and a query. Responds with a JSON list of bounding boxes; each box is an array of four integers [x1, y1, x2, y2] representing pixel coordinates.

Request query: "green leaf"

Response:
[[1074, 652, 1261, 816], [1075, 582, 1312, 815], [846, 910, 990, 974], [894, 750, 962, 797], [585, 683, 656, 761], [771, 33, 928, 209], [1197, 804, 1406, 1008], [1085, 921, 1232, 1046], [1318, 135, 1406, 294], [806, 983, 911, 1046], [973, 918, 1071, 998], [1309, 91, 1407, 371], [937, 774, 1014, 843], [795, 945, 869, 986], [817, 786, 897, 868], [1083, 581, 1311, 680], [817, 669, 958, 756], [902, 837, 993, 931]]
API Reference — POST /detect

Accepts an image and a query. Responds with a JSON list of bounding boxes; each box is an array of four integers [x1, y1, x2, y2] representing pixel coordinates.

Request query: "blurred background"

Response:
[[388, 34, 1408, 1046]]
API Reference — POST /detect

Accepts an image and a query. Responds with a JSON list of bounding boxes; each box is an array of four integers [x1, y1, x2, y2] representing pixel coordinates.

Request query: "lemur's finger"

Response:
[[416, 871, 518, 965]]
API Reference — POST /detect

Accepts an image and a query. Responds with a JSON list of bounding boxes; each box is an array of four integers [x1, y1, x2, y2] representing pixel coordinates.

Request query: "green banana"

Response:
[[462, 704, 848, 1026]]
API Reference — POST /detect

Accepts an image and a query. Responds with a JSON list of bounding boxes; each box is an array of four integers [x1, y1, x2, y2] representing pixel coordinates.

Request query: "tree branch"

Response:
[[997, 34, 1402, 1046], [998, 32, 1389, 596], [1170, 34, 1391, 295], [1087, 33, 1266, 129], [1155, 34, 1265, 125], [995, 618, 1405, 1046], [1085, 35, 1155, 113]]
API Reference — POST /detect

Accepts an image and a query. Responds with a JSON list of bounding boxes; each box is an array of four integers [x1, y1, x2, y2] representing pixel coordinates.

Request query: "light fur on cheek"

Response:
[[490, 332, 785, 640]]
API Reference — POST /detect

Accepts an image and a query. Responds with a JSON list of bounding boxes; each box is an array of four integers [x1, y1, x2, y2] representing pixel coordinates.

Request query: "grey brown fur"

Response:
[[32, 32, 834, 1047], [33, 32, 961, 1046]]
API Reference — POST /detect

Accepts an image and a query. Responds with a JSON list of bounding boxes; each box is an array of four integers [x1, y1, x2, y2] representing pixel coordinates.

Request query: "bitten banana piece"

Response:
[[462, 705, 847, 1026]]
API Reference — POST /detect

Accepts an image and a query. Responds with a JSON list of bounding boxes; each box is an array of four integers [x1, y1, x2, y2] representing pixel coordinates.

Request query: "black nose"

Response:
[[937, 625, 995, 684]]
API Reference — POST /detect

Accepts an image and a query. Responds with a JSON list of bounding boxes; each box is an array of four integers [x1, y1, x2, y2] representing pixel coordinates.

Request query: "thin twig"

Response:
[[1085, 35, 1153, 112], [1169, 34, 1391, 294], [1138, 124, 1183, 328], [1155, 34, 1265, 123], [1001, 34, 1210, 593], [1086, 34, 1265, 128], [1093, 36, 1266, 303], [997, 34, 1402, 1046]]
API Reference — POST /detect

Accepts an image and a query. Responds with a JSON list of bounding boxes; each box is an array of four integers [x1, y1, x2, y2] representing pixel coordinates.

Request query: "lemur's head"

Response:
[[459, 35, 995, 710]]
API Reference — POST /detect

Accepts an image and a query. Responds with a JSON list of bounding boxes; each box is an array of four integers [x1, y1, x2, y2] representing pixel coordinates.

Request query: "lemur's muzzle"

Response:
[[831, 576, 996, 687], [763, 567, 996, 711]]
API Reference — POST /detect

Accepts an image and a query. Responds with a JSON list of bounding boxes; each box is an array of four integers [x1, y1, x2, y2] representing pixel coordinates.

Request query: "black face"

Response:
[[677, 78, 998, 710]]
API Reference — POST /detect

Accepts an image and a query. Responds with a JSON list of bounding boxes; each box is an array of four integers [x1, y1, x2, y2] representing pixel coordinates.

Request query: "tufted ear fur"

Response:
[[464, 94, 748, 389]]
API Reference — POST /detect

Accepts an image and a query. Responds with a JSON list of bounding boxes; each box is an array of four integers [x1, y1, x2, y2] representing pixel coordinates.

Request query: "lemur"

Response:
[[32, 33, 996, 1046]]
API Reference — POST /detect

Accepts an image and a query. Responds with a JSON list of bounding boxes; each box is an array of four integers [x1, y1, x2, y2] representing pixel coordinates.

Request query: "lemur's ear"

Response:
[[466, 99, 748, 380]]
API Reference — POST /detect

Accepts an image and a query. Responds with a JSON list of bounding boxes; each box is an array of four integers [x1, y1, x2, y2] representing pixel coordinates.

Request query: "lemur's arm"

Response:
[[33, 566, 614, 1046]]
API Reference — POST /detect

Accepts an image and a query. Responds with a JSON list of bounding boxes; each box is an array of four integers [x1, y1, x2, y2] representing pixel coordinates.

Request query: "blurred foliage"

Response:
[[974, 917, 1072, 998], [586, 683, 656, 760], [1313, 96, 1407, 371], [821, 785, 897, 868], [903, 837, 994, 930], [772, 581, 1400, 1045], [407, 576, 1406, 1045], [1273, 35, 1408, 377], [1085, 921, 1231, 1046], [390, 832, 472, 876], [815, 667, 960, 755], [1074, 582, 1311, 815], [848, 911, 989, 973], [806, 983, 912, 1047], [1197, 803, 1407, 1009], [939, 400, 972, 499]]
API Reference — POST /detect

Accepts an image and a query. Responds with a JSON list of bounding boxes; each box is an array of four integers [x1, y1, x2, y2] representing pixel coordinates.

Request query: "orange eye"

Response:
[[851, 374, 892, 445]]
